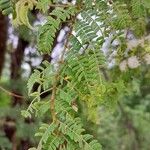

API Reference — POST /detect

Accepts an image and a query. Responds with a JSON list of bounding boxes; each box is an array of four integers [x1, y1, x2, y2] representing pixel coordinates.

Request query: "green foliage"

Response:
[[36, 0, 53, 13], [37, 6, 78, 54], [0, 91, 10, 107], [3, 0, 150, 149], [24, 56, 103, 148], [0, 0, 14, 15], [12, 0, 37, 29], [96, 67, 150, 150], [0, 131, 12, 149], [34, 117, 102, 150], [0, 105, 39, 148]]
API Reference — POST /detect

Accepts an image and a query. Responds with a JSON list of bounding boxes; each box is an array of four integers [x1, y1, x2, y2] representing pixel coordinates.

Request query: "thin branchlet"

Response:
[[50, 14, 78, 122]]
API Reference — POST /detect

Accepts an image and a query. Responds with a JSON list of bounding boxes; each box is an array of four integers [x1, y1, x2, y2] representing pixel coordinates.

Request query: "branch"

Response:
[[50, 16, 77, 122], [49, 4, 74, 8], [0, 85, 24, 98]]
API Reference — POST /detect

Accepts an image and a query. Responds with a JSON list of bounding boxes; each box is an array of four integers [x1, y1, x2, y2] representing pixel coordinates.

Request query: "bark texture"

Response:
[[0, 12, 8, 77]]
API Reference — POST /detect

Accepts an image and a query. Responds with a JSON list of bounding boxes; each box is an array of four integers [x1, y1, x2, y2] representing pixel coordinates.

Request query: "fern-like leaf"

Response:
[[0, 0, 14, 15], [58, 116, 102, 150], [38, 7, 77, 54]]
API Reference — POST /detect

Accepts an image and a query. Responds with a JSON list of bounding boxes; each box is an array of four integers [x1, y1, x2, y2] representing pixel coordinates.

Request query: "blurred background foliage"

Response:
[[0, 0, 150, 150]]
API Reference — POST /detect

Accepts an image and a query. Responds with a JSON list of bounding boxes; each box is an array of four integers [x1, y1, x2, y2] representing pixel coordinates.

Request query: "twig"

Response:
[[50, 16, 76, 122], [0, 85, 24, 98], [49, 4, 74, 8], [50, 74, 59, 122]]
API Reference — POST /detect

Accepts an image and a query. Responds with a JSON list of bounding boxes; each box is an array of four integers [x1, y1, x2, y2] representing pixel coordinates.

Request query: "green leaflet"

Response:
[[37, 6, 78, 54], [8, 0, 150, 150], [36, 0, 52, 13], [58, 116, 102, 150], [12, 0, 37, 29], [0, 0, 14, 15]]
